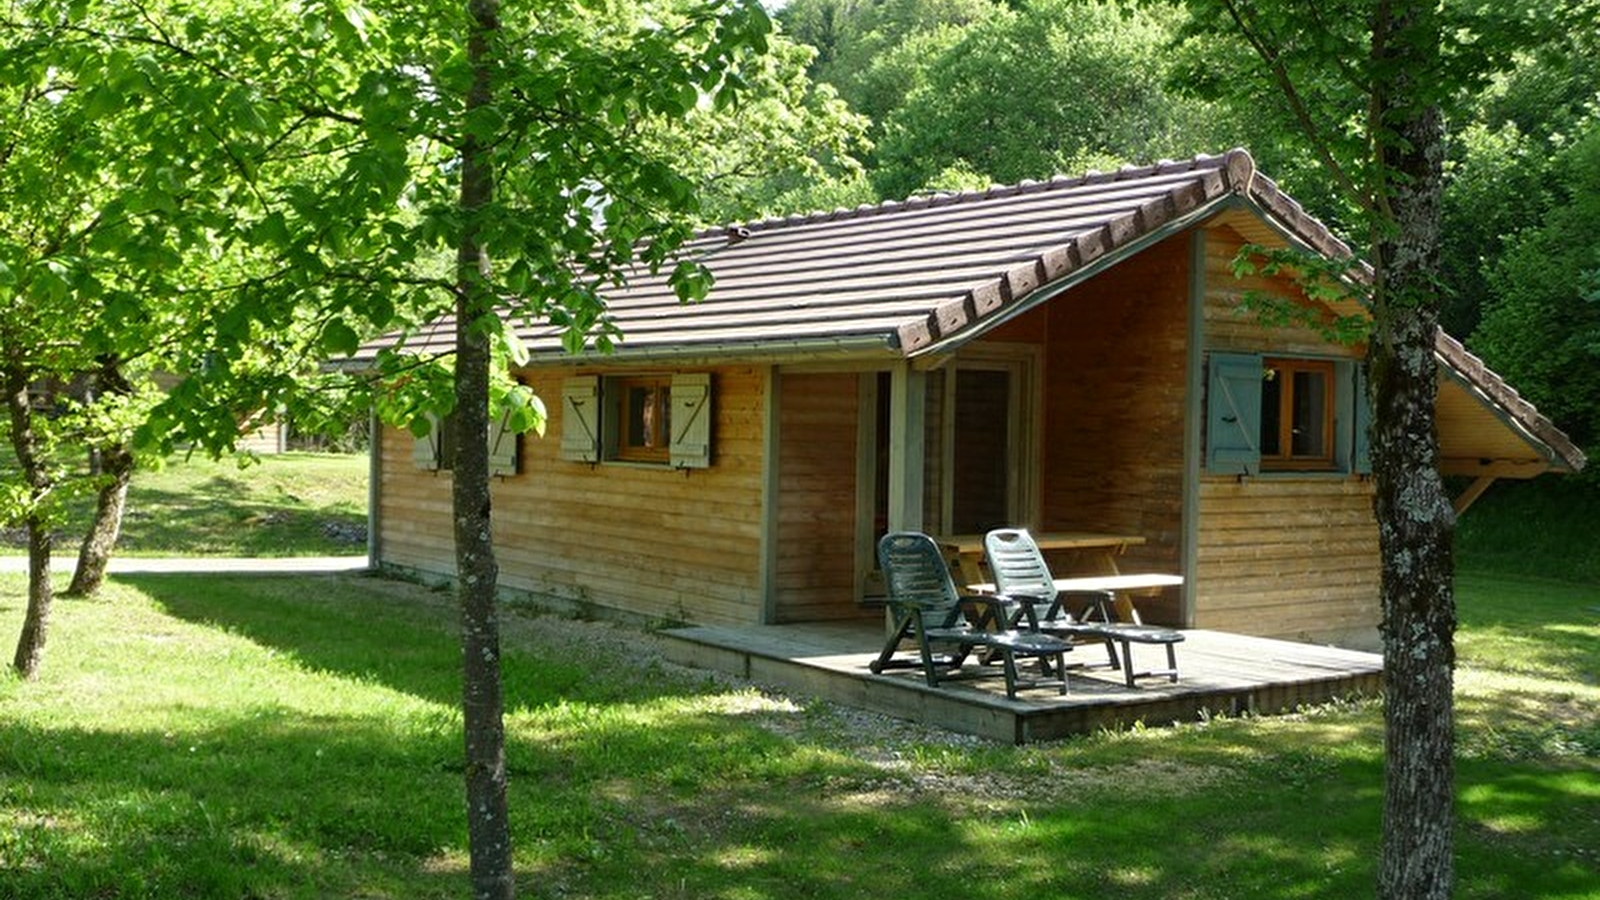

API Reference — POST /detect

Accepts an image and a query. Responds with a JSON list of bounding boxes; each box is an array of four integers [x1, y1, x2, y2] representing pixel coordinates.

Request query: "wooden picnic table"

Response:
[[934, 531, 1145, 589], [966, 573, 1185, 626]]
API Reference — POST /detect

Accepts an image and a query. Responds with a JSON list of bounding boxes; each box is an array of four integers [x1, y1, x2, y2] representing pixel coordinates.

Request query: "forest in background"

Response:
[[694, 0, 1599, 464]]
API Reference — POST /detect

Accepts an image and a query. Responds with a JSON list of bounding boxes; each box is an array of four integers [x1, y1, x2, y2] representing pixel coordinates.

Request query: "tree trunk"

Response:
[[456, 0, 513, 897], [1370, 4, 1455, 899], [12, 519, 53, 680], [67, 359, 138, 598], [66, 440, 134, 598], [6, 371, 53, 680]]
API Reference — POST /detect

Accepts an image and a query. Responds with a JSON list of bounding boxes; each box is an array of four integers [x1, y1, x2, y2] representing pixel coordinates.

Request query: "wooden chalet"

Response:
[[362, 149, 1585, 651]]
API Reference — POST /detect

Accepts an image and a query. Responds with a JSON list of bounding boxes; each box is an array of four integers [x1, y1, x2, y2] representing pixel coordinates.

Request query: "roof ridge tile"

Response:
[[713, 149, 1247, 240]]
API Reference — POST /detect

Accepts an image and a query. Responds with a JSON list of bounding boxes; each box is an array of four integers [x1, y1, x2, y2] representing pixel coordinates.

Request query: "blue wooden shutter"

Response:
[[1206, 353, 1263, 475], [670, 373, 712, 469], [560, 376, 600, 463], [488, 407, 518, 477], [1354, 363, 1372, 474], [412, 413, 443, 471]]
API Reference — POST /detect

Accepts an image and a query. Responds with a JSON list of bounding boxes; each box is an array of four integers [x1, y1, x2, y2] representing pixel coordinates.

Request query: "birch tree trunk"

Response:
[[1370, 3, 1455, 898], [455, 0, 513, 896]]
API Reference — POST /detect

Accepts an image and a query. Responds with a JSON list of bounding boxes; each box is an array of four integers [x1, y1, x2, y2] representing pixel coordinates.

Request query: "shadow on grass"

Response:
[[124, 571, 472, 707], [123, 571, 708, 712], [7, 572, 1594, 899]]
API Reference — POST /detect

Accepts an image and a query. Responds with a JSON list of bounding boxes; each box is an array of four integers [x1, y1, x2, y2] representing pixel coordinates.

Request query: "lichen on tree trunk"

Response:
[[1370, 3, 1456, 897]]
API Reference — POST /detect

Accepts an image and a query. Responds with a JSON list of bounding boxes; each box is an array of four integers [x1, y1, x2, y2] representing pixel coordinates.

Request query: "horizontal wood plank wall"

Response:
[[1197, 226, 1380, 646], [1040, 234, 1189, 624], [773, 372, 871, 623], [377, 365, 768, 626], [376, 419, 454, 576]]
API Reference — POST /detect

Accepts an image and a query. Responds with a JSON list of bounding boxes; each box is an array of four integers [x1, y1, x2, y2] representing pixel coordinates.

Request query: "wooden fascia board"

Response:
[[516, 336, 903, 370], [1438, 457, 1552, 479]]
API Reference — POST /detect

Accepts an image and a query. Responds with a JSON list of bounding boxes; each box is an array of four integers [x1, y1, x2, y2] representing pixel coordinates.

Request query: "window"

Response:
[[560, 373, 713, 468], [615, 376, 672, 463], [1206, 352, 1368, 476], [412, 409, 520, 476], [413, 412, 457, 472], [1260, 358, 1334, 470]]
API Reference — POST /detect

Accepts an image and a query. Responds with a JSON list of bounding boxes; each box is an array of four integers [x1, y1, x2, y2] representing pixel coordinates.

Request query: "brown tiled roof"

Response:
[[365, 147, 1583, 473], [380, 149, 1270, 361]]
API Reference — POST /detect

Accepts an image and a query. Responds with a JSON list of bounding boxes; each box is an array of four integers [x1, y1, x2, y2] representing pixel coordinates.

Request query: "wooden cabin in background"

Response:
[[359, 150, 1585, 650]]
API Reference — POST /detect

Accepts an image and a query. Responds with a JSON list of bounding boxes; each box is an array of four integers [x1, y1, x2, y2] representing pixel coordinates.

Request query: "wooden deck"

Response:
[[659, 622, 1383, 744]]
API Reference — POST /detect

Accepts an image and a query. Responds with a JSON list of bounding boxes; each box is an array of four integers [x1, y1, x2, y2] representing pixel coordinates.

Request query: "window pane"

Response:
[[657, 387, 671, 447], [1290, 370, 1326, 456], [627, 387, 655, 448], [1260, 365, 1282, 456]]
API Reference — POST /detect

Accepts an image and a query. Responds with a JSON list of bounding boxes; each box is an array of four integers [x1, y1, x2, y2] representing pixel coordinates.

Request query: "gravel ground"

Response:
[[496, 602, 989, 763]]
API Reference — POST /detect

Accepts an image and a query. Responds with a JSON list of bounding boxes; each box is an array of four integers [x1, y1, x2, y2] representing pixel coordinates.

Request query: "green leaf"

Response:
[[669, 259, 714, 303], [322, 320, 362, 357]]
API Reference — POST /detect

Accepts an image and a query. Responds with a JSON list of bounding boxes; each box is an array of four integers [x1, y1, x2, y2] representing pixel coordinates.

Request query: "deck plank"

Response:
[[662, 622, 1382, 744]]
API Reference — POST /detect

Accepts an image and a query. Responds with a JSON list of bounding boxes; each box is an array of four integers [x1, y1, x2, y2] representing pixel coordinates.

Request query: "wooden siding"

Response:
[[1194, 479, 1379, 644], [236, 422, 286, 455], [1040, 234, 1190, 624], [773, 372, 870, 623], [1202, 228, 1360, 357], [1197, 226, 1380, 645], [376, 365, 769, 626]]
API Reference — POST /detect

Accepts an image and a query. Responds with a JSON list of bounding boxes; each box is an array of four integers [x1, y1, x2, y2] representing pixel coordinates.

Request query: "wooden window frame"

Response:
[[612, 375, 673, 464], [562, 373, 712, 468], [1260, 357, 1335, 471]]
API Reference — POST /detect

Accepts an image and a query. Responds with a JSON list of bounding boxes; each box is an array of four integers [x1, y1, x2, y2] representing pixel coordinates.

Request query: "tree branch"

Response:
[[1217, 0, 1373, 211]]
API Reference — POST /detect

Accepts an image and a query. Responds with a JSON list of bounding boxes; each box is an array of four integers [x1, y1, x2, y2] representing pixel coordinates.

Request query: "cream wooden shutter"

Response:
[[488, 407, 518, 477], [412, 413, 443, 471], [560, 376, 600, 462], [669, 373, 712, 469]]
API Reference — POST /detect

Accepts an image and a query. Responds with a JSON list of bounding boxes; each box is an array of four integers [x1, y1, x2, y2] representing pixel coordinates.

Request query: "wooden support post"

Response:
[[1178, 228, 1206, 628], [367, 407, 382, 569], [887, 363, 927, 534], [758, 365, 781, 624], [1452, 474, 1497, 515], [884, 364, 927, 637]]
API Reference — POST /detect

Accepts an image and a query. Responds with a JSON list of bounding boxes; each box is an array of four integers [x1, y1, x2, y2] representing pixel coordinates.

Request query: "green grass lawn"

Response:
[[2, 568, 1596, 899], [1456, 473, 1600, 584], [3, 452, 369, 558]]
